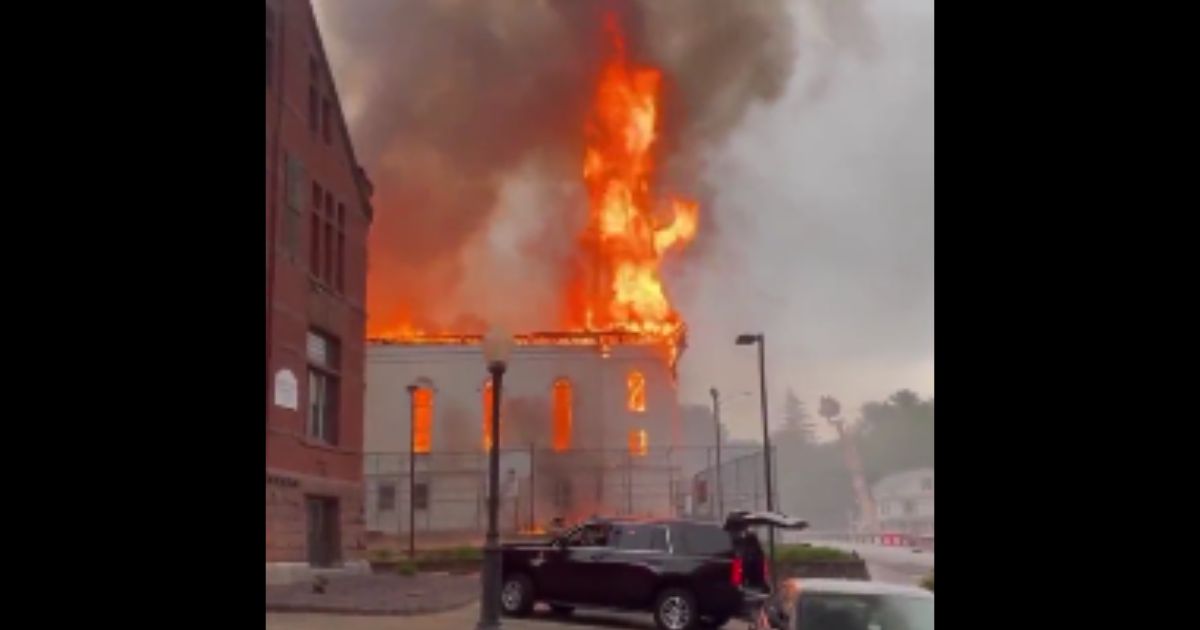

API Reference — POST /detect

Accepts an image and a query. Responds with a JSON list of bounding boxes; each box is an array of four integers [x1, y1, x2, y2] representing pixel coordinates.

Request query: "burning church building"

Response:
[[356, 10, 721, 540], [363, 330, 686, 537]]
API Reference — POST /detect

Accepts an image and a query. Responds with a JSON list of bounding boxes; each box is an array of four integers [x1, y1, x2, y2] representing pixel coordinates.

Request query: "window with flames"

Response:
[[412, 387, 433, 454], [627, 371, 646, 413], [552, 378, 573, 452]]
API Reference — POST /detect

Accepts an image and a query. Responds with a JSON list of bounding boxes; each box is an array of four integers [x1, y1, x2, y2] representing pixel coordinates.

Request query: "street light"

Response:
[[479, 326, 513, 630], [407, 377, 434, 560], [735, 332, 776, 581]]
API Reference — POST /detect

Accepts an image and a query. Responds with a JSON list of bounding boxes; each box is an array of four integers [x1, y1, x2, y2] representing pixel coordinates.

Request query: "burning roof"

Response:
[[367, 328, 687, 377], [369, 14, 696, 378]]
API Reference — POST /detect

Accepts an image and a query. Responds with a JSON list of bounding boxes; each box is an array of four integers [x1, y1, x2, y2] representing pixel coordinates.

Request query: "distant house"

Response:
[[872, 468, 934, 536]]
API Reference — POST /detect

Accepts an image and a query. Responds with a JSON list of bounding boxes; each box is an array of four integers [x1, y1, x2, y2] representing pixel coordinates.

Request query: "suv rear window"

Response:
[[674, 523, 733, 556]]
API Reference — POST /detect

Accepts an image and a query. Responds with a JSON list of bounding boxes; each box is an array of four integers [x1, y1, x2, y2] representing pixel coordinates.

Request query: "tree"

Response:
[[857, 390, 934, 484], [779, 388, 817, 445], [819, 395, 842, 424], [889, 389, 920, 409]]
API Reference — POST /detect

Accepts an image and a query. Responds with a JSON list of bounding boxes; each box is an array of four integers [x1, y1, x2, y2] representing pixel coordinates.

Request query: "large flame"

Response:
[[369, 15, 694, 369], [569, 14, 698, 338]]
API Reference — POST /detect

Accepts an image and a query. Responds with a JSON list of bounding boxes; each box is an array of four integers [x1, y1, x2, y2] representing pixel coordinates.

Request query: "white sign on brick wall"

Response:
[[274, 369, 298, 410]]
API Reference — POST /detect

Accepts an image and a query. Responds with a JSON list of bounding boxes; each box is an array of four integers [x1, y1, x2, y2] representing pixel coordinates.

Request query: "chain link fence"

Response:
[[690, 446, 777, 520], [363, 445, 767, 548]]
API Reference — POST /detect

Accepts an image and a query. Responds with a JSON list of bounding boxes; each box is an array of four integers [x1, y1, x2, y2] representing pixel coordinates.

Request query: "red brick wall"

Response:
[[266, 0, 371, 563], [266, 471, 365, 563]]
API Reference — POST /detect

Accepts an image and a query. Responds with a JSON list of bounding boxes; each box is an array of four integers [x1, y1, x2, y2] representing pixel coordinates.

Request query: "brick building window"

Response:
[[552, 378, 573, 452], [323, 191, 334, 282], [265, 6, 275, 88], [305, 184, 344, 293], [306, 330, 340, 444], [336, 203, 346, 292], [412, 387, 433, 454], [308, 58, 319, 134], [282, 155, 304, 257], [378, 484, 395, 511], [627, 370, 646, 412], [310, 182, 322, 276]]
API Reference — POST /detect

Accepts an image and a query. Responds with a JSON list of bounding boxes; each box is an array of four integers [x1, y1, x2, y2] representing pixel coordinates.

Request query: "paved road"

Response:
[[267, 542, 931, 629], [267, 603, 721, 630]]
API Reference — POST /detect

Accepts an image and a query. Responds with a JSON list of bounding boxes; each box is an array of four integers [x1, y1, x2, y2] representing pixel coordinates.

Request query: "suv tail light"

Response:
[[731, 556, 744, 586]]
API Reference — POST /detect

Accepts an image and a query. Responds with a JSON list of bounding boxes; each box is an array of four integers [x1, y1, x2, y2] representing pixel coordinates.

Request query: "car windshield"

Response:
[[797, 592, 933, 630]]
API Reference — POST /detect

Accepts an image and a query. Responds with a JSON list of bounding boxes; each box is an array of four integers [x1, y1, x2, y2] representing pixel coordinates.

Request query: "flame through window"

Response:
[[627, 370, 646, 412], [552, 378, 573, 452], [413, 387, 433, 454]]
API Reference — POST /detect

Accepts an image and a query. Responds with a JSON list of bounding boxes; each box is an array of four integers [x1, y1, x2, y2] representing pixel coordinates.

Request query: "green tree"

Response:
[[857, 390, 934, 483], [779, 388, 817, 446]]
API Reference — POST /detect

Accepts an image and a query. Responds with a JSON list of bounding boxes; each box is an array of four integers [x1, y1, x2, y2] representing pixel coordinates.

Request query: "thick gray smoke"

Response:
[[313, 0, 871, 333]]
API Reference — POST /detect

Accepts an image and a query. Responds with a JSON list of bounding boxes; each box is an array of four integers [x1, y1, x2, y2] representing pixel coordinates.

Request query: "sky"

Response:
[[670, 0, 934, 440], [313, 0, 934, 444]]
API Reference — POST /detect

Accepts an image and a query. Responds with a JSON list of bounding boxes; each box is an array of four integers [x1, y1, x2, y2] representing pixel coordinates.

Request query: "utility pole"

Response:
[[736, 333, 775, 580], [709, 387, 724, 519]]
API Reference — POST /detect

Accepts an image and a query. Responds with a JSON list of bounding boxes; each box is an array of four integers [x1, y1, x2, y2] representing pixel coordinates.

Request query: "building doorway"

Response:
[[306, 496, 340, 567]]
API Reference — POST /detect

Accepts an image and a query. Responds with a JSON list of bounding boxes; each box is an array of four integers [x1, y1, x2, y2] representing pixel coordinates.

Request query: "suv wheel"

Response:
[[653, 587, 698, 630], [499, 574, 534, 616]]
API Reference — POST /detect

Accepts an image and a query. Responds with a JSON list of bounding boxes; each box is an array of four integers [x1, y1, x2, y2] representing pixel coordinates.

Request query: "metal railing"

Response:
[[363, 445, 758, 546]]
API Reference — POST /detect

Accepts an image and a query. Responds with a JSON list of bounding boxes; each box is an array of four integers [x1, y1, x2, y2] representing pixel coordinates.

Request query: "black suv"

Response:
[[498, 511, 806, 630]]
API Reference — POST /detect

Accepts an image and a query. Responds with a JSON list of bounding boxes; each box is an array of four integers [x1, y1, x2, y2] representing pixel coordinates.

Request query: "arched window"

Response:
[[627, 370, 646, 413], [628, 429, 648, 456], [482, 378, 494, 452], [552, 378, 573, 452], [412, 386, 434, 454]]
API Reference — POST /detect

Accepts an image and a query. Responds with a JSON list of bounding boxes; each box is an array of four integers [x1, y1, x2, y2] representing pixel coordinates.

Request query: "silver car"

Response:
[[755, 578, 934, 630]]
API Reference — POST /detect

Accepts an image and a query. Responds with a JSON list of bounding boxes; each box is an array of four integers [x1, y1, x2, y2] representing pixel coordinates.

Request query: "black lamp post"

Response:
[[406, 384, 417, 559], [479, 327, 513, 630], [735, 333, 775, 580]]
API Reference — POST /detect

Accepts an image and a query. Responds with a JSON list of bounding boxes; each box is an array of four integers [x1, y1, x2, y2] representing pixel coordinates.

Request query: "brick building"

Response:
[[265, 0, 373, 577]]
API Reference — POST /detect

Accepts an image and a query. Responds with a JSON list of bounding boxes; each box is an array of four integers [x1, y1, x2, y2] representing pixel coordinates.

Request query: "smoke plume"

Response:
[[315, 0, 809, 333]]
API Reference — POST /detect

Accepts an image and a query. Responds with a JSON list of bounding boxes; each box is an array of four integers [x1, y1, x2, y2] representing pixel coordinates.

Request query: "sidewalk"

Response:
[[266, 604, 663, 630], [267, 605, 478, 630], [265, 572, 478, 616]]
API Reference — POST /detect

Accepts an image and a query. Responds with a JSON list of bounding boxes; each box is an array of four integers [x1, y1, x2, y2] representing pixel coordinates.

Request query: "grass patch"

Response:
[[396, 559, 418, 576], [776, 544, 856, 563], [367, 548, 396, 562], [422, 546, 483, 562]]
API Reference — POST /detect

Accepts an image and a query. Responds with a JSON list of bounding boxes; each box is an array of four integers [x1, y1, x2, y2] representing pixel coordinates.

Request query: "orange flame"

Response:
[[368, 15, 692, 374], [569, 14, 698, 338]]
